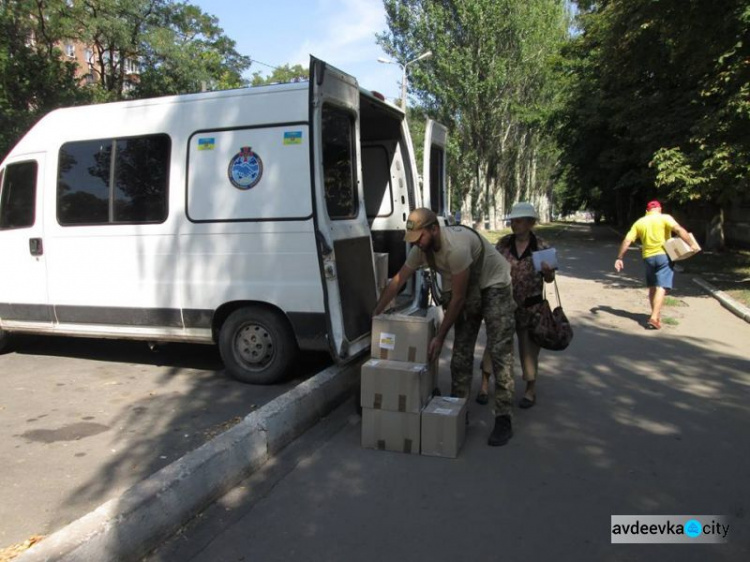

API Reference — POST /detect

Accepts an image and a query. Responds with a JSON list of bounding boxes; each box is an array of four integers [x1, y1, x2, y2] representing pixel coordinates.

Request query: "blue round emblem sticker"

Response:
[[228, 146, 263, 190]]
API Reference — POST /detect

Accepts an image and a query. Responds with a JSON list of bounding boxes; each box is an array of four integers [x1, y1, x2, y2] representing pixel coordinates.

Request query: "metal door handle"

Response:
[[29, 238, 43, 256]]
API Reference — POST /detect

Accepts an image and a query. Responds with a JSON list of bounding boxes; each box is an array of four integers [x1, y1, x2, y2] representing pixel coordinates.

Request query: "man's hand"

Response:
[[615, 238, 631, 272], [428, 335, 444, 363]]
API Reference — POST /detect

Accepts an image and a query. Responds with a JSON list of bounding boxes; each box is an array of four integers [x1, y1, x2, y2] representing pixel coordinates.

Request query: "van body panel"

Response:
[[186, 124, 312, 222]]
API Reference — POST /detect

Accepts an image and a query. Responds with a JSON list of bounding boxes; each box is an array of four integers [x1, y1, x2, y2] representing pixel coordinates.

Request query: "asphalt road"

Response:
[[0, 335, 331, 549], [148, 223, 750, 562]]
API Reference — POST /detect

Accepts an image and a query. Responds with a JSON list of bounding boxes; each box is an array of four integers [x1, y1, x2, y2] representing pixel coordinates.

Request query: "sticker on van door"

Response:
[[197, 137, 215, 150], [228, 146, 264, 190], [283, 131, 303, 145]]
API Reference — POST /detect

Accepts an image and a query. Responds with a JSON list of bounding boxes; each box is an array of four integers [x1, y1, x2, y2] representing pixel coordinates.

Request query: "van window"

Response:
[[429, 144, 445, 213], [0, 161, 38, 230], [57, 134, 170, 225], [321, 106, 357, 219]]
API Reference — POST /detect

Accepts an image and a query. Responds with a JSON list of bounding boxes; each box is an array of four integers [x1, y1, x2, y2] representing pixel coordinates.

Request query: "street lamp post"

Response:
[[377, 51, 432, 109]]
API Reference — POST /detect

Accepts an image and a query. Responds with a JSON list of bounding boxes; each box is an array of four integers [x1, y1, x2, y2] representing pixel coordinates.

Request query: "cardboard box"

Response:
[[371, 314, 434, 363], [664, 233, 701, 262], [421, 396, 468, 458], [360, 359, 432, 413], [362, 408, 420, 454]]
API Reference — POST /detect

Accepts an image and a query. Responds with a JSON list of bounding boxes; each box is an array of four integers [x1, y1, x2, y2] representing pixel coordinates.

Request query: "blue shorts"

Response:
[[644, 254, 674, 289]]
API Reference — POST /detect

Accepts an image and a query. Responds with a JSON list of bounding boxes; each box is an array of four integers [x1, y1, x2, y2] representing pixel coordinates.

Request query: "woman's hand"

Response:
[[540, 261, 555, 283]]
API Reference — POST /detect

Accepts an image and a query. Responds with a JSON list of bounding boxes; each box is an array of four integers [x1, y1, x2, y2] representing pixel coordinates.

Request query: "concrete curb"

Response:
[[693, 277, 750, 323], [16, 358, 364, 562]]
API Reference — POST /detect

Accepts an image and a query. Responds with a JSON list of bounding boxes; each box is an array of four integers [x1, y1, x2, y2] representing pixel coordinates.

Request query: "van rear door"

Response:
[[422, 120, 449, 216], [310, 57, 377, 360]]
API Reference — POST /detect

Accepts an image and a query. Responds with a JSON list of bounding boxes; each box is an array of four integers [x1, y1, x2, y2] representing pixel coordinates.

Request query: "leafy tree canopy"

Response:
[[250, 63, 308, 86]]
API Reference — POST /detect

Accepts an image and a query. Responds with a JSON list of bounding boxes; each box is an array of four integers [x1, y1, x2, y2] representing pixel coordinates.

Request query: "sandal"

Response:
[[646, 318, 661, 330], [519, 396, 536, 409], [475, 392, 489, 405]]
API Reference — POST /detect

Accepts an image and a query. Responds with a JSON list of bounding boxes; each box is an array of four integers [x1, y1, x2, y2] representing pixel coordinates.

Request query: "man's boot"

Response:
[[488, 415, 513, 446]]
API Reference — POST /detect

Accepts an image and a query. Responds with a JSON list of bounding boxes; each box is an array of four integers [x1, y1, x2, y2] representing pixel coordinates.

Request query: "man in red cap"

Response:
[[373, 208, 517, 446], [614, 200, 699, 329]]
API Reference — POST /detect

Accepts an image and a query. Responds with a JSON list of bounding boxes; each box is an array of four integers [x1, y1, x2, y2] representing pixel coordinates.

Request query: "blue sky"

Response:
[[191, 0, 405, 101]]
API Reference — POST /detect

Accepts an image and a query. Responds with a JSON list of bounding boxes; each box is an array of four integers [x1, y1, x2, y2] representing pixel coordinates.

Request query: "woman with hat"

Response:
[[477, 202, 555, 409]]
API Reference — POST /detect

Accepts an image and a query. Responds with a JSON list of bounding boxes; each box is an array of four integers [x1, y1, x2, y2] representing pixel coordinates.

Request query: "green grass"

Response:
[[680, 248, 750, 307], [664, 296, 687, 307], [662, 317, 679, 326]]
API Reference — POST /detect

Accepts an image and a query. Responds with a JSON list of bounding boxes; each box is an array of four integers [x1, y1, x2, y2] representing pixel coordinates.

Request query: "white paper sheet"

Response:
[[532, 248, 558, 272]]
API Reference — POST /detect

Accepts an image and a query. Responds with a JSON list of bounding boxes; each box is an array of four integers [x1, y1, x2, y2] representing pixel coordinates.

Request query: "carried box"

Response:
[[664, 234, 701, 262], [360, 358, 432, 413], [421, 396, 468, 458], [361, 408, 421, 455]]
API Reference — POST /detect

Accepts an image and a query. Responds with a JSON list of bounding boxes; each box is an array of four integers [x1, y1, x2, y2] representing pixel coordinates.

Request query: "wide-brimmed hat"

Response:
[[506, 202, 538, 220], [404, 208, 438, 243]]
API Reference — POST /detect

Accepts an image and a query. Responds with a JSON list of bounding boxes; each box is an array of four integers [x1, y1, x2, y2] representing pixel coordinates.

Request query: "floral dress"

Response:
[[496, 232, 550, 329]]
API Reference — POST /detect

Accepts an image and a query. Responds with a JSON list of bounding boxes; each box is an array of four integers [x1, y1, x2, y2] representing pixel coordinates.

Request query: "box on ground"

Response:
[[371, 314, 434, 363], [360, 359, 432, 413], [421, 396, 468, 458], [664, 233, 701, 262], [362, 408, 420, 454]]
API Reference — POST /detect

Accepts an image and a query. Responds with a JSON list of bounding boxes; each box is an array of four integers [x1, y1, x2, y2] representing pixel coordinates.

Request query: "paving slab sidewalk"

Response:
[[147, 223, 750, 562]]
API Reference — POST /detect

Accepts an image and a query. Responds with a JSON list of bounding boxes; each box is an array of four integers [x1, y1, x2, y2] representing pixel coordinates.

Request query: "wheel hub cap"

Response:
[[236, 324, 273, 366]]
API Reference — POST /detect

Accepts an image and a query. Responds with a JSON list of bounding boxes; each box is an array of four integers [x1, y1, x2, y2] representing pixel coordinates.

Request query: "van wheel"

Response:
[[0, 329, 10, 354], [219, 307, 297, 385]]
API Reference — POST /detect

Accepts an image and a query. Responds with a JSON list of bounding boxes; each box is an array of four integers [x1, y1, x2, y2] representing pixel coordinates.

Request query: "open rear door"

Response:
[[309, 57, 377, 361], [422, 120, 449, 216]]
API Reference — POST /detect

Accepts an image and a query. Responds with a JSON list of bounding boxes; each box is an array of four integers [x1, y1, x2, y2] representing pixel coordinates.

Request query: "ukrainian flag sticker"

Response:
[[197, 137, 215, 151], [283, 131, 303, 145]]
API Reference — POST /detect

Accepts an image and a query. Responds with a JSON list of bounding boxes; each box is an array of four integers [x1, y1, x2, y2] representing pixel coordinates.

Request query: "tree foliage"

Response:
[[250, 64, 308, 86], [378, 0, 570, 226], [0, 0, 90, 159], [65, 0, 251, 99], [556, 0, 750, 224], [0, 0, 251, 160]]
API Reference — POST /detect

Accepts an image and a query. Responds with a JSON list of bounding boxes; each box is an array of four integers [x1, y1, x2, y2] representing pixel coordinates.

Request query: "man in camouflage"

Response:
[[374, 208, 517, 446]]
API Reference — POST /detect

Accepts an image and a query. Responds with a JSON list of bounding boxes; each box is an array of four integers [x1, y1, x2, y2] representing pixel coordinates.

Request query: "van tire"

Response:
[[0, 329, 10, 354], [219, 307, 297, 385]]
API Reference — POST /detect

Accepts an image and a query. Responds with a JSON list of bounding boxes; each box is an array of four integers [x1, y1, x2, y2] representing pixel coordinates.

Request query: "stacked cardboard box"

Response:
[[362, 313, 467, 458]]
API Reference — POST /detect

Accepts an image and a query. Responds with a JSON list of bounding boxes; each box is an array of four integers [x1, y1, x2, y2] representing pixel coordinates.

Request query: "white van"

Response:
[[0, 57, 448, 384]]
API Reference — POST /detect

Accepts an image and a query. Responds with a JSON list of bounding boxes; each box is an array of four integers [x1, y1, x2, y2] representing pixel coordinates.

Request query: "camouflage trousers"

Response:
[[450, 283, 516, 417]]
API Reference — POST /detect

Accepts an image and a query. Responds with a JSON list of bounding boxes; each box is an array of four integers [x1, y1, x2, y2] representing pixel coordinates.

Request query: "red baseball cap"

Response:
[[646, 200, 661, 211]]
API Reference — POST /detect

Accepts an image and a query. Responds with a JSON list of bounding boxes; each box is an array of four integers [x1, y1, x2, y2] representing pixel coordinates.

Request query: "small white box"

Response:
[[664, 233, 701, 261]]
